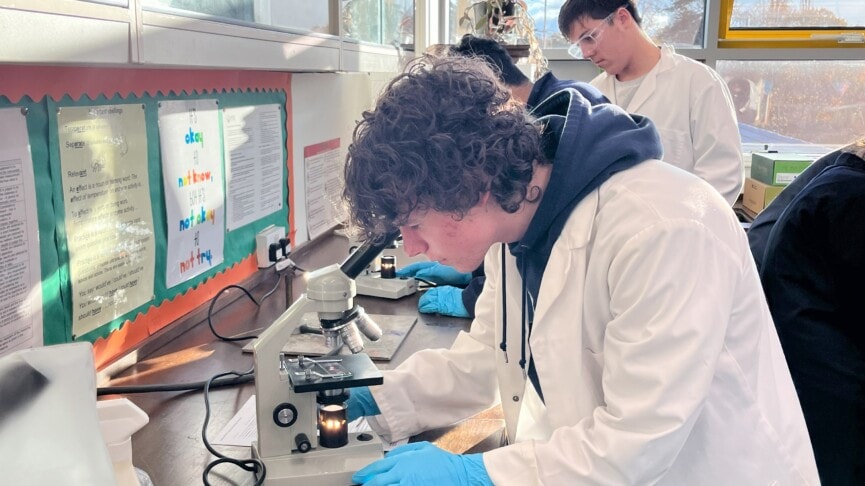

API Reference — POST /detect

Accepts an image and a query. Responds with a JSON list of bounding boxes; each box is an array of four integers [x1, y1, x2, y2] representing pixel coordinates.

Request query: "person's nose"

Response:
[[399, 227, 427, 257]]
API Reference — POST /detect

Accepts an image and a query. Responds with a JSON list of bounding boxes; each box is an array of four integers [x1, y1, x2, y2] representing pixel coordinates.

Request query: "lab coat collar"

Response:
[[604, 45, 680, 113]]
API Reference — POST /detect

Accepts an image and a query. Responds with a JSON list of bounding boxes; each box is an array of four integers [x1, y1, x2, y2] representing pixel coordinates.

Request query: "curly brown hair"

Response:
[[343, 55, 545, 244]]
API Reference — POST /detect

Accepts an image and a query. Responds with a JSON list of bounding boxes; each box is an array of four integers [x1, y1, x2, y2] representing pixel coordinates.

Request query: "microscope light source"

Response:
[[380, 255, 396, 279], [319, 404, 348, 448]]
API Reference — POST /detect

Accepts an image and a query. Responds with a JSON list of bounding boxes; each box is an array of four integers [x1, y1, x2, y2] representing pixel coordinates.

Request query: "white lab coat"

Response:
[[591, 46, 744, 206], [367, 160, 818, 485]]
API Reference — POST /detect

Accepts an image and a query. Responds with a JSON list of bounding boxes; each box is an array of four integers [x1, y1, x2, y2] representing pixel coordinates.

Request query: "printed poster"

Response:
[[222, 104, 284, 231], [57, 104, 156, 337], [0, 108, 43, 356], [304, 138, 342, 241], [158, 99, 225, 288]]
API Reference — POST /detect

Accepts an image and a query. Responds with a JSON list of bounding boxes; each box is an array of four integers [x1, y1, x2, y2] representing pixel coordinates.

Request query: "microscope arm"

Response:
[[253, 294, 319, 458]]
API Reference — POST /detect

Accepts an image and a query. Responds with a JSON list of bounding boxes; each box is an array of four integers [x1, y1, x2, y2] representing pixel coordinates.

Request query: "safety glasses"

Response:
[[567, 7, 622, 59]]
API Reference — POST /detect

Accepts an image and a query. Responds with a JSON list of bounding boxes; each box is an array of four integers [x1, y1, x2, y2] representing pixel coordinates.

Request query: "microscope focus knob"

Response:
[[295, 433, 312, 453], [273, 403, 298, 428]]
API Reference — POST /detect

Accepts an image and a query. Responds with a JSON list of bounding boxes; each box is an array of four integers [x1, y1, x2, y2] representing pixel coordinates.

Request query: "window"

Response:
[[447, 0, 569, 47], [140, 0, 416, 45], [632, 0, 707, 48], [343, 0, 415, 46], [719, 0, 865, 47], [129, 0, 412, 70], [449, 0, 709, 49], [142, 0, 333, 34], [524, 0, 568, 48], [716, 1, 864, 151], [716, 60, 865, 152], [729, 0, 863, 29]]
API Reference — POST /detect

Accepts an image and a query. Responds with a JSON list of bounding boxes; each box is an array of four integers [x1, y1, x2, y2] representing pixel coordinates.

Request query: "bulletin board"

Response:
[[0, 67, 293, 366]]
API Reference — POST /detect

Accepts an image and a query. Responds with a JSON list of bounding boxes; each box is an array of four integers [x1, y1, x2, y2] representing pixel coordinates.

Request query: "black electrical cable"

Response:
[[97, 261, 311, 395], [96, 373, 254, 396], [201, 367, 266, 486], [207, 266, 286, 342], [98, 267, 286, 395], [96, 256, 321, 485], [98, 252, 339, 485], [288, 263, 307, 273]]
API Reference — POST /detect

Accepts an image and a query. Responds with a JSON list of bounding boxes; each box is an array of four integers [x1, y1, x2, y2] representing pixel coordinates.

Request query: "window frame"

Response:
[[717, 0, 865, 49]]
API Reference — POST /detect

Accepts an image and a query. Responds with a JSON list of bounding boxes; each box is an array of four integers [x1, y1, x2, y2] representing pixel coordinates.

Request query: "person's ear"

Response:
[[616, 8, 633, 29]]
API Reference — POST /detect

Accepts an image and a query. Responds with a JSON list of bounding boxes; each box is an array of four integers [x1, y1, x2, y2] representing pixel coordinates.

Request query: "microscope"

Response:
[[252, 234, 397, 485]]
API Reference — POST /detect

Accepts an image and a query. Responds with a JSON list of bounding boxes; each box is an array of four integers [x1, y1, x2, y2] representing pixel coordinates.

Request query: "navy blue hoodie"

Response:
[[506, 88, 662, 399], [461, 74, 610, 316], [527, 71, 608, 109]]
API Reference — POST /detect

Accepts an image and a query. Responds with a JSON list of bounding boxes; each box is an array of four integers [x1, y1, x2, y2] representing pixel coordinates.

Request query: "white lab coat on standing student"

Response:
[[365, 160, 818, 485], [591, 46, 744, 205]]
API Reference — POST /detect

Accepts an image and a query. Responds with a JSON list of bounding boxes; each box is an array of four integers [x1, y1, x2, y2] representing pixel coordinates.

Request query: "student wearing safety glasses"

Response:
[[559, 0, 744, 206]]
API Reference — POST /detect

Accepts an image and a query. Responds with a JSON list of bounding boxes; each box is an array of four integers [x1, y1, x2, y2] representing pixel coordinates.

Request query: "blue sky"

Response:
[[525, 0, 565, 35]]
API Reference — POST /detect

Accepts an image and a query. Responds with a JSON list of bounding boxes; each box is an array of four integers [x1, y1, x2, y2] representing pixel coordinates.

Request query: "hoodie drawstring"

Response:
[[501, 244, 544, 401], [518, 251, 529, 376], [500, 243, 531, 374], [499, 243, 508, 363]]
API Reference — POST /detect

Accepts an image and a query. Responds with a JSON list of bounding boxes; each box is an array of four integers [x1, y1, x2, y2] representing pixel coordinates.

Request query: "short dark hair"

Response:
[[343, 55, 544, 244], [450, 34, 530, 87], [558, 0, 641, 40]]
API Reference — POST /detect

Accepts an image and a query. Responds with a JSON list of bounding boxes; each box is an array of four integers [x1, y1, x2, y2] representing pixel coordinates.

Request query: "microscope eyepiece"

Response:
[[340, 231, 400, 279]]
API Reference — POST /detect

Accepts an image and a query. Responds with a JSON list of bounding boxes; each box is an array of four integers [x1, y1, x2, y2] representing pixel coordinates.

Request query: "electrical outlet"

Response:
[[255, 225, 286, 268]]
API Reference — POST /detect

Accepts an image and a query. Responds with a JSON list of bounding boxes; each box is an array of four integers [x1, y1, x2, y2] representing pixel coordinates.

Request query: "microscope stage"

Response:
[[286, 354, 384, 393]]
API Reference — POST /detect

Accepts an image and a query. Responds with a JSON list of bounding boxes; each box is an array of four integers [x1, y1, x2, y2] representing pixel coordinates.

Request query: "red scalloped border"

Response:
[[0, 65, 291, 103]]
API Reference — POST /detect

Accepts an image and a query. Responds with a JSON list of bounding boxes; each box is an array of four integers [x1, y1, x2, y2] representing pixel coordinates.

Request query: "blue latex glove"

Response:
[[418, 286, 470, 318], [352, 441, 492, 486], [396, 261, 472, 286], [345, 386, 381, 422]]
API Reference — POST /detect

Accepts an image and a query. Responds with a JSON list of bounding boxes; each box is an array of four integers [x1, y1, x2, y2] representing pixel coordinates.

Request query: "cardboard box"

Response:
[[743, 177, 785, 214], [750, 152, 814, 186]]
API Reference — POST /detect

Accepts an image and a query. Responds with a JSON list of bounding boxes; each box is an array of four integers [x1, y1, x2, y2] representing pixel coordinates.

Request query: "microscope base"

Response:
[[252, 432, 384, 485], [355, 275, 417, 299]]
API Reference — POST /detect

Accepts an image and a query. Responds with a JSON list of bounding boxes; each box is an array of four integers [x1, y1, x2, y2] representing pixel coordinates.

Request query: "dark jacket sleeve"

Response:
[[758, 157, 865, 485], [748, 151, 835, 271], [460, 266, 486, 318]]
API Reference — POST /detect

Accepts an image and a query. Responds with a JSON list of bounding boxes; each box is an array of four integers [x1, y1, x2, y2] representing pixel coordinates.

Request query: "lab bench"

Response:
[[100, 234, 505, 486]]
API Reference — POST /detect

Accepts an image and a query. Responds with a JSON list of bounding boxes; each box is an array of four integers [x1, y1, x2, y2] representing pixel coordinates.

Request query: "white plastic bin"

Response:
[[97, 398, 150, 486]]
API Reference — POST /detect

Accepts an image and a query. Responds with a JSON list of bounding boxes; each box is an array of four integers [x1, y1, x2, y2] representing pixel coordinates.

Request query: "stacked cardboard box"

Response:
[[743, 152, 815, 214]]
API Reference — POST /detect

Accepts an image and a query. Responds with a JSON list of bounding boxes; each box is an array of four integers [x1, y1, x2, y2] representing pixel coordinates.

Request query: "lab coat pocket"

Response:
[[656, 127, 694, 172]]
